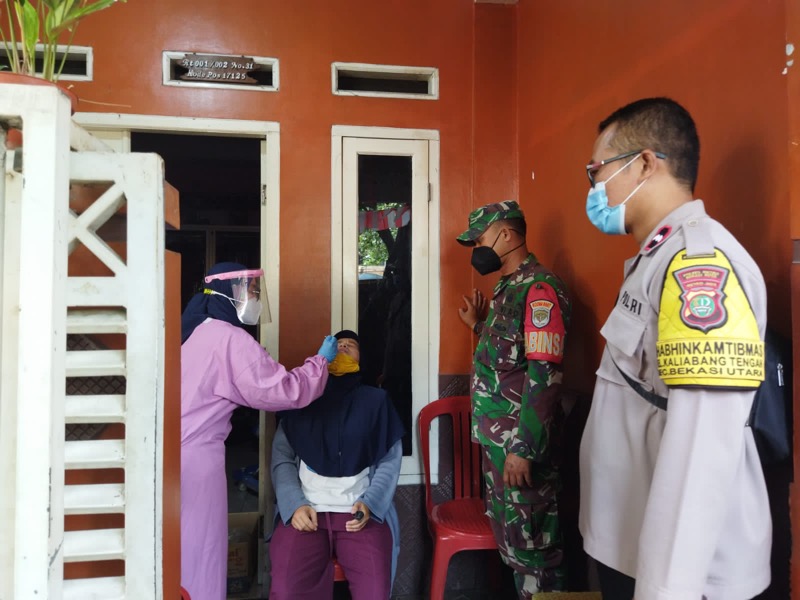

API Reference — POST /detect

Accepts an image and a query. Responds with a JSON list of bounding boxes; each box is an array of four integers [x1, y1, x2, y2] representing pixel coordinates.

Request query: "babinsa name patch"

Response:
[[524, 283, 566, 364]]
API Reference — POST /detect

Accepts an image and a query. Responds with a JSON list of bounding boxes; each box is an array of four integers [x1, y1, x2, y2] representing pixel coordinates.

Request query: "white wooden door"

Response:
[[333, 133, 439, 482]]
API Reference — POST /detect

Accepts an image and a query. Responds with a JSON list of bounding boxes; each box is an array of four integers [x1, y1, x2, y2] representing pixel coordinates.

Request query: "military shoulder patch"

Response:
[[657, 248, 764, 388], [524, 281, 566, 363]]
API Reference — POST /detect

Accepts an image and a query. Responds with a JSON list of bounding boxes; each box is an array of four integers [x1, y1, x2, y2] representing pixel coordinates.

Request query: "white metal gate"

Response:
[[0, 83, 166, 600]]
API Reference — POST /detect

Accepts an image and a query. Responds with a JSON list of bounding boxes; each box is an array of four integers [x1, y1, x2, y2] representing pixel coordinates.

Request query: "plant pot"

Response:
[[0, 72, 78, 112], [0, 72, 78, 149]]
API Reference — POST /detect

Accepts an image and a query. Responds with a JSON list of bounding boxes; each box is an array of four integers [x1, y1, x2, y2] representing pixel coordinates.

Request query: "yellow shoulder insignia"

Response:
[[657, 249, 764, 388]]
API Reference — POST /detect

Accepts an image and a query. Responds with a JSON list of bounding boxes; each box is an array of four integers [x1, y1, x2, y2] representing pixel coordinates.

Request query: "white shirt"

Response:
[[299, 460, 370, 513], [579, 201, 771, 600]]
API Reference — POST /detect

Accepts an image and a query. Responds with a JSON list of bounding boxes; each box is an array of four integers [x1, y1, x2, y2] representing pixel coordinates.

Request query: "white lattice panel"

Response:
[[0, 82, 166, 600]]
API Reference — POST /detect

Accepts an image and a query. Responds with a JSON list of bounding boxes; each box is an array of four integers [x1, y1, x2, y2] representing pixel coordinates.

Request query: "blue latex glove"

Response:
[[317, 335, 338, 362]]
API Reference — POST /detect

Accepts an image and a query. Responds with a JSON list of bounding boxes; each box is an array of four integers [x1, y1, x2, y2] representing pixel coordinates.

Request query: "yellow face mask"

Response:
[[327, 352, 360, 376]]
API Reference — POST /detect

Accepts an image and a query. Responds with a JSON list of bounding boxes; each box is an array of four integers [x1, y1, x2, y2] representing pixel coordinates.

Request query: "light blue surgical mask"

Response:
[[585, 153, 647, 235]]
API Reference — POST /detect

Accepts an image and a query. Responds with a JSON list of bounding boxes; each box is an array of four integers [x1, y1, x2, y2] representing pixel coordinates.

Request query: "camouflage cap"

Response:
[[456, 200, 525, 246]]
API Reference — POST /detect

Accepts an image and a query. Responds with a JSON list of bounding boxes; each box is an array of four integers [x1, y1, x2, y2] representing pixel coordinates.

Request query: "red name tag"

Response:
[[524, 283, 566, 363]]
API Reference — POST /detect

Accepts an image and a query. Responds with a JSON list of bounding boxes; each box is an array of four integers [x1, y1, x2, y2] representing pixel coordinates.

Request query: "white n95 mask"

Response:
[[236, 297, 262, 325]]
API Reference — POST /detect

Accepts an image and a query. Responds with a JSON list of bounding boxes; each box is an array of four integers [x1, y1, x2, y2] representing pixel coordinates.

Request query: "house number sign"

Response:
[[179, 53, 257, 84]]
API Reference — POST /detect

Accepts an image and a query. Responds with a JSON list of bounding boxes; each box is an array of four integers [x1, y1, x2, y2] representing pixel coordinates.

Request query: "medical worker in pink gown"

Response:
[[180, 262, 338, 600]]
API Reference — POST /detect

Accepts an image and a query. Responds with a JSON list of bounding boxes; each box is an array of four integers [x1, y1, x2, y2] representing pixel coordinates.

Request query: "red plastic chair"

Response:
[[418, 396, 497, 600]]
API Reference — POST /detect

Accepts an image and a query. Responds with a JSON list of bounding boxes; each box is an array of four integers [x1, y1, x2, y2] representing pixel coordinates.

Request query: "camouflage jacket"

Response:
[[471, 253, 571, 462]]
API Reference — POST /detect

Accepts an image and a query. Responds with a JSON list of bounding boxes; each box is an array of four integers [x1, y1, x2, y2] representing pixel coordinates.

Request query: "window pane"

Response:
[[357, 155, 413, 455]]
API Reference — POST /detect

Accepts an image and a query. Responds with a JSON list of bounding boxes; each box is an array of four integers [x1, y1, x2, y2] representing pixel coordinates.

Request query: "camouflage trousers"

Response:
[[481, 444, 565, 599]]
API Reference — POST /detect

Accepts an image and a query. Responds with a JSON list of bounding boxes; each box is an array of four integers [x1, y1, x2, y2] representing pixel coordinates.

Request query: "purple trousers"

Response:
[[269, 511, 392, 600]]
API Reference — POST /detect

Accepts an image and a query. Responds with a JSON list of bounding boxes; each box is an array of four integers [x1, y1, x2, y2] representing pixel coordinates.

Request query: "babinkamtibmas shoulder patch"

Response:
[[657, 249, 764, 388], [524, 281, 566, 363]]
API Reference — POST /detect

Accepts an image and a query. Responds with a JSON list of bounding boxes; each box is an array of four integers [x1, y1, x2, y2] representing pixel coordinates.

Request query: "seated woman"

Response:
[[269, 330, 405, 600]]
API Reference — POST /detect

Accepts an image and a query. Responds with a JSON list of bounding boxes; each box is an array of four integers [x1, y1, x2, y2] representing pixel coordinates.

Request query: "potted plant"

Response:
[[1, 0, 126, 82]]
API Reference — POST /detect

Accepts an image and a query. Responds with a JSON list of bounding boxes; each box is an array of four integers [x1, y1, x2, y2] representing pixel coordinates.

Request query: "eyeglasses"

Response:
[[585, 149, 667, 187]]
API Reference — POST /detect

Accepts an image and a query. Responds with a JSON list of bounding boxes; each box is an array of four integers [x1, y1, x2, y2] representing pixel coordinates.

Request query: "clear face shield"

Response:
[[204, 268, 272, 325]]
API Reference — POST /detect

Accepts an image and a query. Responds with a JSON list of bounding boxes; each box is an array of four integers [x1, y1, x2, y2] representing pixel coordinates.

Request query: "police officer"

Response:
[[579, 98, 770, 600], [457, 200, 571, 598]]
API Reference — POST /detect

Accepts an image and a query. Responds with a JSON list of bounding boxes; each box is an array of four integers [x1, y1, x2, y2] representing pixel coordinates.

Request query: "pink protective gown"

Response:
[[180, 319, 329, 600]]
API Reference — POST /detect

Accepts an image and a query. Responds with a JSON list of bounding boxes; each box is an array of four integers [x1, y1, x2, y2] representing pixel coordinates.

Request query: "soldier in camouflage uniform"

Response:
[[457, 201, 571, 599]]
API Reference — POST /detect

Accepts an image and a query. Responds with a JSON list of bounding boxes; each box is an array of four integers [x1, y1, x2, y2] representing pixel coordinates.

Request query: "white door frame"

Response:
[[72, 112, 281, 358], [331, 125, 440, 485], [72, 112, 280, 589]]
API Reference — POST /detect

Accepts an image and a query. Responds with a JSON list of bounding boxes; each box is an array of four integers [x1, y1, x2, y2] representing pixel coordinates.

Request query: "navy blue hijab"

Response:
[[180, 262, 248, 344], [280, 372, 405, 478]]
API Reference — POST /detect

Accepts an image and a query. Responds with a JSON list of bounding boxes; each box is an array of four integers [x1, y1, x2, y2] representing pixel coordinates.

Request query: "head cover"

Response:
[[456, 200, 525, 246], [329, 329, 360, 375], [181, 261, 248, 343], [279, 375, 405, 478], [334, 329, 360, 344]]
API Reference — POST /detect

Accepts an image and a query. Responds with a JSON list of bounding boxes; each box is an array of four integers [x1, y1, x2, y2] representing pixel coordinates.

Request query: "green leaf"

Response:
[[44, 7, 56, 39], [18, 0, 38, 74], [358, 229, 390, 267], [49, 0, 124, 36], [64, 0, 125, 21], [3, 0, 126, 80], [47, 0, 75, 34], [2, 0, 21, 73]]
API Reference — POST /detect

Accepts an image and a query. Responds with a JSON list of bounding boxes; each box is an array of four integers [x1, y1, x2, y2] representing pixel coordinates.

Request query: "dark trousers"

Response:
[[269, 511, 392, 600], [596, 561, 635, 600]]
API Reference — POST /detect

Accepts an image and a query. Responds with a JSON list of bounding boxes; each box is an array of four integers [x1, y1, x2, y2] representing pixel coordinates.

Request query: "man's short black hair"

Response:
[[498, 217, 527, 238], [599, 97, 700, 192]]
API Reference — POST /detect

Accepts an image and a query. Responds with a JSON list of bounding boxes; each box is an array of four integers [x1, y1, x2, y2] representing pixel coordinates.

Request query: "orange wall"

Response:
[[70, 0, 792, 387], [516, 0, 792, 392], [791, 0, 800, 239], [47, 0, 797, 591], [446, 4, 519, 372], [72, 0, 477, 369]]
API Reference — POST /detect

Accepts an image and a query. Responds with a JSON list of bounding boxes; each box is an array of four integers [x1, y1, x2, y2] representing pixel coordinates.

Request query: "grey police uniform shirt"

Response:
[[579, 200, 771, 600]]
